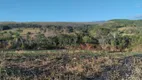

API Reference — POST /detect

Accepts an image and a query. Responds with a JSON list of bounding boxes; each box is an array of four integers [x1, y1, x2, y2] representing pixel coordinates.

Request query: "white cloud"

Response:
[[134, 15, 142, 19]]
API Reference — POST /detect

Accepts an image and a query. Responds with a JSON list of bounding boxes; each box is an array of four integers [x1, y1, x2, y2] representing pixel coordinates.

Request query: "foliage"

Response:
[[0, 19, 142, 51]]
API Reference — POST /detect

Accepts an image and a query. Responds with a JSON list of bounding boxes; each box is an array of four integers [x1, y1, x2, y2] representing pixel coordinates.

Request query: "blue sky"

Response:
[[0, 0, 142, 22]]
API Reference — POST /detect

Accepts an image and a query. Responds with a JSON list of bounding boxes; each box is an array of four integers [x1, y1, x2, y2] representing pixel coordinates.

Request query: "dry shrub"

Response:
[[80, 43, 94, 50]]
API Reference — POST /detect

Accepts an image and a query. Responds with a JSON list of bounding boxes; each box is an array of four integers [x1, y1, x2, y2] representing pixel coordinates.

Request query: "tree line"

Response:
[[0, 19, 142, 51]]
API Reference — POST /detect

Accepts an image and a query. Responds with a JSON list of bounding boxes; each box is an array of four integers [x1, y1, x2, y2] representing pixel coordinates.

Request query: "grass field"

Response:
[[0, 50, 142, 80]]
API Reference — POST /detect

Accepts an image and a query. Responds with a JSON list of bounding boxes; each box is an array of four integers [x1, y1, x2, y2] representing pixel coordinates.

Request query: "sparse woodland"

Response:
[[0, 19, 142, 80], [0, 19, 142, 52]]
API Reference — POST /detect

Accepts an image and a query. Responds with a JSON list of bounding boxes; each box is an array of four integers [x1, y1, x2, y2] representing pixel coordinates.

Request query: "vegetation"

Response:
[[0, 19, 142, 51], [0, 51, 142, 80], [0, 19, 142, 80]]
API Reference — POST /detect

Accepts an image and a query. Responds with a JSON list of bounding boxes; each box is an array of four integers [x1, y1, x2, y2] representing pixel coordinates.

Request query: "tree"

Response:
[[82, 36, 92, 43]]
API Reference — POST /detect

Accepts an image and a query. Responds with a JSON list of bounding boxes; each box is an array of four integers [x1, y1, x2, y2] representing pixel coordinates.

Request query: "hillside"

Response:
[[0, 19, 142, 80], [0, 19, 142, 51]]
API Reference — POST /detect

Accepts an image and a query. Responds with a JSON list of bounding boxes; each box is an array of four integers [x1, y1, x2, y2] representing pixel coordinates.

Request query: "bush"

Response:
[[57, 34, 78, 47], [0, 25, 11, 30]]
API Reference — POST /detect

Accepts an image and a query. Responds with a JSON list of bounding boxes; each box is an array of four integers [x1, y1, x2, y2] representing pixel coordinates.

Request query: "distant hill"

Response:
[[0, 21, 106, 25]]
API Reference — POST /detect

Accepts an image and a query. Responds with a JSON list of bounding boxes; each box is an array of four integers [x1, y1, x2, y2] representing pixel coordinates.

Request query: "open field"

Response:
[[0, 50, 142, 80]]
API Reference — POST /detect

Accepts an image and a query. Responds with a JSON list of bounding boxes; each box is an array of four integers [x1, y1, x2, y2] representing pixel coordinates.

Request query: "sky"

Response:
[[0, 0, 142, 22]]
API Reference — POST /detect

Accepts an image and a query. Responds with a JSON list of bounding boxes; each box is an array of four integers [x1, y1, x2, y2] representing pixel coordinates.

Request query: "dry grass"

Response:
[[20, 28, 40, 35], [118, 27, 138, 31], [131, 45, 142, 52], [0, 51, 142, 80]]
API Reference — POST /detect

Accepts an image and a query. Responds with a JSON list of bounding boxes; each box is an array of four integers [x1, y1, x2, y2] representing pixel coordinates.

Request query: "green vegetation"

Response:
[[0, 19, 142, 51], [0, 19, 142, 80]]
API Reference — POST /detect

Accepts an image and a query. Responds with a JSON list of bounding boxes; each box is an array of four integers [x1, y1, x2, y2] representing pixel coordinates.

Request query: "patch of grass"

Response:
[[0, 50, 142, 80]]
